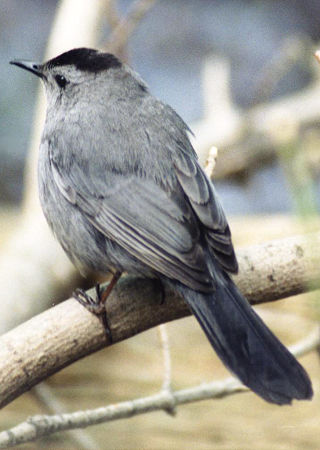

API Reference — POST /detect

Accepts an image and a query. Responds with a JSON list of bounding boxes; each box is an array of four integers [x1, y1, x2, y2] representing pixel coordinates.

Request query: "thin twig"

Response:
[[32, 383, 99, 450], [106, 0, 157, 55], [0, 327, 318, 448], [251, 35, 310, 106], [204, 146, 218, 178], [157, 324, 175, 415]]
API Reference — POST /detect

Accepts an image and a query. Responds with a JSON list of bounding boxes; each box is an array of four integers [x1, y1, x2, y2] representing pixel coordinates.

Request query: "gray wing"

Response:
[[50, 154, 216, 292]]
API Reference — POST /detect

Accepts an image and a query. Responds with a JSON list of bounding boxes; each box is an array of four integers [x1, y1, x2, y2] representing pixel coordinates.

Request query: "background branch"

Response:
[[192, 49, 320, 178], [0, 232, 319, 411], [105, 0, 157, 57]]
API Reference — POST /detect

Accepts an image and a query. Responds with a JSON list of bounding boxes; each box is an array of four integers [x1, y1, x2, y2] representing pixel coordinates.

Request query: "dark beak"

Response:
[[10, 59, 44, 79]]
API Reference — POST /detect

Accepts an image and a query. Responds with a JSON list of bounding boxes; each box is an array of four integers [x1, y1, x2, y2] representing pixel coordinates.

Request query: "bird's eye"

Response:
[[55, 74, 68, 88]]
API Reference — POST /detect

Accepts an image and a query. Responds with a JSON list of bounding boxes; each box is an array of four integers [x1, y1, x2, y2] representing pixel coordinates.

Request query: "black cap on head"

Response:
[[46, 48, 122, 73]]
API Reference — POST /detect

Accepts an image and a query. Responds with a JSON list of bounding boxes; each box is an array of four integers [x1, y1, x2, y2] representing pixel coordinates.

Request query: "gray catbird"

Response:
[[11, 48, 312, 405]]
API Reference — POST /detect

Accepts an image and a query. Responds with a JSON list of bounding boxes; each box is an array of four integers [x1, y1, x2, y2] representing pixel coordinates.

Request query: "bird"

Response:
[[10, 48, 313, 405]]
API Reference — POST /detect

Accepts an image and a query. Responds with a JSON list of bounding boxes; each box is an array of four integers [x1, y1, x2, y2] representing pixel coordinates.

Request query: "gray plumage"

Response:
[[11, 48, 312, 404]]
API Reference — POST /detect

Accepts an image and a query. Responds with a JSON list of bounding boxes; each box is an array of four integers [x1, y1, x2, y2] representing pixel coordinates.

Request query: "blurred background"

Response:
[[1, 0, 320, 448]]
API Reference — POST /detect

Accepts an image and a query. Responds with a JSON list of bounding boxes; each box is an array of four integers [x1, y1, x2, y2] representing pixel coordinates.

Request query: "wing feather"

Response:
[[174, 155, 238, 273]]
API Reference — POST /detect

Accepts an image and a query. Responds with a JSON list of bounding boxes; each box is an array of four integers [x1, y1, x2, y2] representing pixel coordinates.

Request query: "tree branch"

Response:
[[0, 232, 318, 411], [0, 327, 318, 448], [192, 49, 320, 178]]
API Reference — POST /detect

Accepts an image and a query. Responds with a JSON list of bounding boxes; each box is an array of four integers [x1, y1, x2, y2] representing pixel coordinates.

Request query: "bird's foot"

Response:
[[73, 285, 112, 342], [73, 271, 122, 343]]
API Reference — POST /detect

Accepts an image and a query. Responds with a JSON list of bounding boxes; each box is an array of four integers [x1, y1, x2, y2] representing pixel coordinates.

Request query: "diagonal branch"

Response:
[[0, 232, 319, 410]]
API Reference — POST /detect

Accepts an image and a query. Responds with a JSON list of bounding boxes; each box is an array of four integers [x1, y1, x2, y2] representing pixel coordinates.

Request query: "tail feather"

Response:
[[172, 276, 313, 405]]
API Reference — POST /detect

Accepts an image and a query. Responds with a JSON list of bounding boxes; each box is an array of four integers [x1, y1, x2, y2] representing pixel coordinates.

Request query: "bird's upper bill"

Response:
[[10, 60, 44, 78]]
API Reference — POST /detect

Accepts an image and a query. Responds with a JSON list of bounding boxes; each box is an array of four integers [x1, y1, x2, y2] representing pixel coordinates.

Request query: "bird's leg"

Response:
[[73, 270, 122, 342]]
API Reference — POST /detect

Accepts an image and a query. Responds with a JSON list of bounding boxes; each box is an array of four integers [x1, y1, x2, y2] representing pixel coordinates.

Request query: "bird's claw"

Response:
[[73, 286, 112, 342]]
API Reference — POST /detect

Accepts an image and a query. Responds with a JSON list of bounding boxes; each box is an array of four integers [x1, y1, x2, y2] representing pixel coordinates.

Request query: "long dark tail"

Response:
[[171, 275, 313, 405]]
